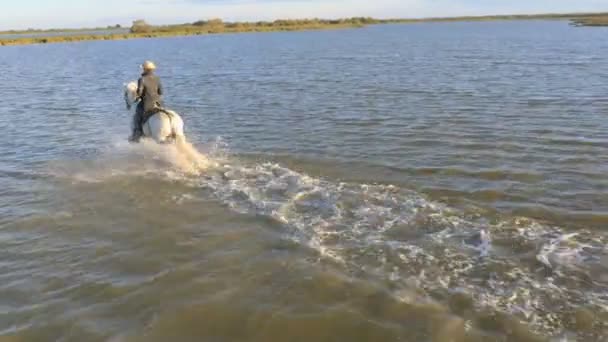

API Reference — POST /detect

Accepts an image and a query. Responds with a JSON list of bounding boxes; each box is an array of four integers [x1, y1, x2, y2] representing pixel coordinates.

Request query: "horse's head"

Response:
[[123, 81, 138, 110]]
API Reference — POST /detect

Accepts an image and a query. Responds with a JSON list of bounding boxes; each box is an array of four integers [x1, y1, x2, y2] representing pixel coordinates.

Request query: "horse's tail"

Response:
[[176, 138, 213, 170], [174, 132, 186, 145], [165, 111, 177, 142]]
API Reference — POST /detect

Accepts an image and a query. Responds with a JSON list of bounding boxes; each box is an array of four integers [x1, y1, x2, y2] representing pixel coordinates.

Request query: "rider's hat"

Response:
[[142, 60, 157, 71]]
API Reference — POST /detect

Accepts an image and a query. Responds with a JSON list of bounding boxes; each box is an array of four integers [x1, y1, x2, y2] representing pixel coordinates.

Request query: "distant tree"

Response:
[[207, 18, 223, 26], [115, 24, 122, 28], [130, 19, 152, 33]]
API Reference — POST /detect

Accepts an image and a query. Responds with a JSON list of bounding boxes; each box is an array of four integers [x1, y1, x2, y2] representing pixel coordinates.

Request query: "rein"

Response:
[[158, 108, 173, 126]]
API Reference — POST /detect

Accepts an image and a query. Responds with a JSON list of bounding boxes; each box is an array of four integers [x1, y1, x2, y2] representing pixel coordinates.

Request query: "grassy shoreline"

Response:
[[386, 12, 608, 24], [569, 15, 608, 26], [2, 13, 607, 46], [1, 20, 365, 46]]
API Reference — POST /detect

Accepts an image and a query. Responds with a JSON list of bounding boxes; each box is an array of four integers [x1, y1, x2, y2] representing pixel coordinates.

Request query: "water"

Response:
[[1, 21, 608, 341]]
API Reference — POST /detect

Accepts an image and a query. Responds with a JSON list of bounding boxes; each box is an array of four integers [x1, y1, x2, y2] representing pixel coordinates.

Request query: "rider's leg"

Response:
[[129, 104, 144, 142]]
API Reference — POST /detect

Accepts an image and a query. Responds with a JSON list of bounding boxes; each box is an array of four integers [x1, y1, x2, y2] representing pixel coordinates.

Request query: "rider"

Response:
[[130, 60, 164, 142]]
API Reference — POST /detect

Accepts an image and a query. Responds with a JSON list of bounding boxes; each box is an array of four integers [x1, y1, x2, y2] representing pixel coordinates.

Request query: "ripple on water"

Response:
[[191, 159, 608, 339], [1, 21, 608, 341]]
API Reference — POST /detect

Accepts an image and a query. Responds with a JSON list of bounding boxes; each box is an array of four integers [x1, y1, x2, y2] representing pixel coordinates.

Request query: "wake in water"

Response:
[[52, 139, 608, 340], [197, 161, 608, 338]]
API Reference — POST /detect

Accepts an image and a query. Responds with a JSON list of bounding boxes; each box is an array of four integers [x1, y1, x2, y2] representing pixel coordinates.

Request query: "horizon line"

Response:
[[2, 10, 607, 32]]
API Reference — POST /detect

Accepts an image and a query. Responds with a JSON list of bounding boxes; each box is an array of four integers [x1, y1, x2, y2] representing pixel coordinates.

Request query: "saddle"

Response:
[[141, 104, 169, 126]]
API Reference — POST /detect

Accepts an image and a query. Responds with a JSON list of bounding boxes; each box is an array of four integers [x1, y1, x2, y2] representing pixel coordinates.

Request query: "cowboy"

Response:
[[130, 60, 163, 142]]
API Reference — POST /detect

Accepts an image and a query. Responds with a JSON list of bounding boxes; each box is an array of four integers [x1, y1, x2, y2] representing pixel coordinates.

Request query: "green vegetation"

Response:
[[0, 25, 122, 35], [570, 15, 608, 26], [126, 17, 378, 34], [1, 13, 606, 46], [0, 18, 373, 46], [383, 12, 608, 24]]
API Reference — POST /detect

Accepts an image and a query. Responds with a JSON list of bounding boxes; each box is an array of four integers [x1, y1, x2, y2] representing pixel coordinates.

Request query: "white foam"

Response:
[[48, 136, 222, 185], [48, 139, 608, 338], [193, 160, 608, 337]]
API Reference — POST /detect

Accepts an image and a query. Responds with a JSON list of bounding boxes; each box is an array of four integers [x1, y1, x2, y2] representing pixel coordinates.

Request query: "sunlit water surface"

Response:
[[1, 21, 608, 341]]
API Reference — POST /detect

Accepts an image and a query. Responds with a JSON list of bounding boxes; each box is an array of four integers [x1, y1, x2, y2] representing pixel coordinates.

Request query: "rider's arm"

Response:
[[136, 77, 144, 99], [157, 78, 163, 96]]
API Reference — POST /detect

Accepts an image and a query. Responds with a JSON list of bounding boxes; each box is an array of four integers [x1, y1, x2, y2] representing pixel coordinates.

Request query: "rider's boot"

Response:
[[129, 127, 142, 143], [128, 112, 145, 143]]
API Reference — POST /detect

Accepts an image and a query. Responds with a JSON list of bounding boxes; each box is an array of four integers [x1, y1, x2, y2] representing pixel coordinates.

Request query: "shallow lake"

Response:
[[1, 21, 607, 341]]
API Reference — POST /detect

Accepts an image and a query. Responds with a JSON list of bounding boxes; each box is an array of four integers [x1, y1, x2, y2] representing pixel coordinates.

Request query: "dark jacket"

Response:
[[137, 71, 163, 114]]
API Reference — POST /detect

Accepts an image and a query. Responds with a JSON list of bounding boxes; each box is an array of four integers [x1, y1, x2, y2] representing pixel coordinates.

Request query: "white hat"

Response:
[[142, 60, 156, 71]]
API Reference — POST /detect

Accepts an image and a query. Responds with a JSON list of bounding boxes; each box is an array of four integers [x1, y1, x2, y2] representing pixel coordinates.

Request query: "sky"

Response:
[[1, 0, 607, 30]]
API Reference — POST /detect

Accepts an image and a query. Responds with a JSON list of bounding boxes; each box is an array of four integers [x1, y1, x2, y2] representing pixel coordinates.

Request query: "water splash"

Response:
[[194, 160, 608, 338], [48, 137, 222, 183], [49, 140, 608, 339]]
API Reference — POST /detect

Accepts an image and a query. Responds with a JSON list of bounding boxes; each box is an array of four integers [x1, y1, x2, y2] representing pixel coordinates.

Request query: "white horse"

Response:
[[123, 81, 185, 144], [123, 81, 215, 173]]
